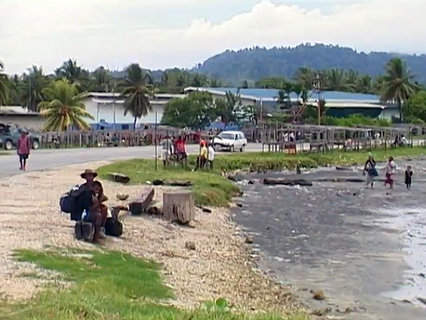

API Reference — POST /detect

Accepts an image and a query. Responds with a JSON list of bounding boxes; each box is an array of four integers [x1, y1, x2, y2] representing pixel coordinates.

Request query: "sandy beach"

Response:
[[0, 162, 298, 314]]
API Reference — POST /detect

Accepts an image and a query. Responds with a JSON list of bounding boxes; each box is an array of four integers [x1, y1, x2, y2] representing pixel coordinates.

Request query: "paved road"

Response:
[[0, 144, 262, 178]]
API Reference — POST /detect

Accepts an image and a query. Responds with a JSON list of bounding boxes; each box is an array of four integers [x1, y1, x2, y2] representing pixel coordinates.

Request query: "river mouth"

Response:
[[233, 159, 426, 319]]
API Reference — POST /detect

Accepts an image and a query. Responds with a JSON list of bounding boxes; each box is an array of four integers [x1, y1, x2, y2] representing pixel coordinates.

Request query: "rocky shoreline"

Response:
[[0, 162, 301, 315]]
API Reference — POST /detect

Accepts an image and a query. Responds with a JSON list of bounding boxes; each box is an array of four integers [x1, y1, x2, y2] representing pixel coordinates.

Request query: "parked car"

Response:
[[213, 131, 247, 152], [0, 124, 41, 150]]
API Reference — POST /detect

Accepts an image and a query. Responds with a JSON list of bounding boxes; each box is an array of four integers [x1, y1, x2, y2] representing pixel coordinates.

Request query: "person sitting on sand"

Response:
[[70, 169, 98, 221], [405, 165, 413, 189], [384, 157, 396, 189], [363, 154, 378, 189], [84, 181, 108, 243]]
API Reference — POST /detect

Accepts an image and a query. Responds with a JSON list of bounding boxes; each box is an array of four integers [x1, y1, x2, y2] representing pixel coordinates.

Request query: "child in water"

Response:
[[405, 165, 413, 189]]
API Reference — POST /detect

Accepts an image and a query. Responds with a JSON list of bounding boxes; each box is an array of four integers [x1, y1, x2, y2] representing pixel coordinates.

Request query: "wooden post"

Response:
[[163, 190, 195, 224]]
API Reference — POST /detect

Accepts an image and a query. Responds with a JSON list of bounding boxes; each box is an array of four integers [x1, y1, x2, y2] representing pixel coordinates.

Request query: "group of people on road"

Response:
[[363, 155, 414, 189]]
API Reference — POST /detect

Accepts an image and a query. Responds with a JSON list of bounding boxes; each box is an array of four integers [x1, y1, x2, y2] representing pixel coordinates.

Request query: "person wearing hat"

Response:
[[17, 129, 31, 171], [80, 169, 98, 189], [69, 169, 98, 222], [75, 170, 108, 243]]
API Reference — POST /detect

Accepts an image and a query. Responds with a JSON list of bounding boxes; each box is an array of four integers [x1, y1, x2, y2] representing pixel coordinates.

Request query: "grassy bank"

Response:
[[0, 248, 305, 320], [98, 146, 426, 207]]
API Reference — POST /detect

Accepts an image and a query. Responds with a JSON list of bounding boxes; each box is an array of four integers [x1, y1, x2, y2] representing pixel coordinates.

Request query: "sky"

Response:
[[0, 0, 425, 75]]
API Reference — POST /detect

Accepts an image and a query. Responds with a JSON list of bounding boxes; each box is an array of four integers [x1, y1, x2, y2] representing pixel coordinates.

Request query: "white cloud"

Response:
[[0, 0, 425, 74]]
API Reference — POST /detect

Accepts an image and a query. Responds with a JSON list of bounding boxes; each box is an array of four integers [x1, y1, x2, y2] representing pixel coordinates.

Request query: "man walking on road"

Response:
[[17, 130, 31, 171]]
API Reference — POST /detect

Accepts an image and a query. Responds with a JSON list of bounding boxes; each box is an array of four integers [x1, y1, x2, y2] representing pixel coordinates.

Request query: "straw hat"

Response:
[[80, 169, 98, 179]]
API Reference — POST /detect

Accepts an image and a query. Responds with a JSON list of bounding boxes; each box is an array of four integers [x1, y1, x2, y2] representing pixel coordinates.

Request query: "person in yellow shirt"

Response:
[[194, 142, 208, 171]]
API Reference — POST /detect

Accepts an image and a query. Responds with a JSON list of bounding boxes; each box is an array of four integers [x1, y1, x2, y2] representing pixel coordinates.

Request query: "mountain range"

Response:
[[193, 44, 426, 85]]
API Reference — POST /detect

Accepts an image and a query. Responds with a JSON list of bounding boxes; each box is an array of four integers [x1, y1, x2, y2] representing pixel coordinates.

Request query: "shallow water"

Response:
[[233, 159, 426, 319]]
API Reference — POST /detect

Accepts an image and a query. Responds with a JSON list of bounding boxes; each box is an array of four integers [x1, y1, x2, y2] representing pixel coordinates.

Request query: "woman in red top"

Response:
[[17, 130, 31, 171]]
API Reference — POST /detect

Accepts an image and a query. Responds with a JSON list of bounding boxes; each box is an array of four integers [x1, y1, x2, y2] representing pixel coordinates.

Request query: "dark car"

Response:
[[0, 124, 41, 150]]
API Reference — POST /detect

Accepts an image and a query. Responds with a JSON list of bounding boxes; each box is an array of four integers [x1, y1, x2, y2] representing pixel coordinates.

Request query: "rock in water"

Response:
[[312, 290, 325, 301], [263, 178, 313, 187], [245, 236, 254, 244]]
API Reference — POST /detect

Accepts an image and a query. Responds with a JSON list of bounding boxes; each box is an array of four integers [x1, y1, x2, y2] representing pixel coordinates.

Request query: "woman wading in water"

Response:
[[363, 154, 378, 188], [384, 157, 396, 189]]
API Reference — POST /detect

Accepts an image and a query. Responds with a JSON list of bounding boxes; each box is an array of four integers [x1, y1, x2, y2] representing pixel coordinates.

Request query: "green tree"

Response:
[[215, 90, 244, 128], [345, 69, 359, 92], [55, 59, 89, 91], [209, 78, 222, 87], [294, 67, 313, 90], [325, 69, 348, 91], [121, 63, 153, 129], [162, 92, 216, 130], [381, 58, 419, 121], [6, 74, 22, 105], [90, 66, 112, 92], [356, 75, 372, 94], [0, 61, 8, 106], [403, 91, 426, 124], [20, 66, 49, 111], [256, 77, 286, 89], [38, 79, 93, 131]]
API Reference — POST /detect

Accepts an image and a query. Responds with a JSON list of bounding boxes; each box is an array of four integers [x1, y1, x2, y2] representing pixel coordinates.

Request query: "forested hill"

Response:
[[193, 44, 426, 84]]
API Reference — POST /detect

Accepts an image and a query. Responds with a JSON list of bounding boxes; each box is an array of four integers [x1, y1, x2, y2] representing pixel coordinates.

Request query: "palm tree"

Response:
[[121, 63, 153, 129], [90, 66, 112, 92], [20, 66, 49, 111], [326, 69, 348, 91], [381, 58, 419, 121], [294, 67, 313, 90], [356, 75, 372, 93], [55, 59, 89, 91], [345, 70, 359, 92], [0, 61, 9, 106], [38, 79, 94, 131]]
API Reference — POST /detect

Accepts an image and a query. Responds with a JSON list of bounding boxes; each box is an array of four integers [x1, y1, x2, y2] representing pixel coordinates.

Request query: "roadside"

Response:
[[0, 162, 302, 319]]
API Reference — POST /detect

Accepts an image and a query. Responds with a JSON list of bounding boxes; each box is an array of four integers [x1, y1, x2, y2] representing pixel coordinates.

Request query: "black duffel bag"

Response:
[[105, 217, 123, 237]]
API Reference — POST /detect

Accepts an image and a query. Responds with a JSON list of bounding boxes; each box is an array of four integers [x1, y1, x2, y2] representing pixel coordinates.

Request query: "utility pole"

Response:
[[112, 82, 116, 130], [27, 69, 32, 111], [154, 106, 158, 171], [313, 74, 321, 125]]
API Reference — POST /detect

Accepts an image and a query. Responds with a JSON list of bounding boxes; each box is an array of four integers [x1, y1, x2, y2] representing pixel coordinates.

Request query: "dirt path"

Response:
[[0, 162, 298, 314]]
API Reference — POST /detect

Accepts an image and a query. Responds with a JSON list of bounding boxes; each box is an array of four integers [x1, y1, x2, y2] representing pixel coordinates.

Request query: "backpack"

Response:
[[59, 185, 82, 214]]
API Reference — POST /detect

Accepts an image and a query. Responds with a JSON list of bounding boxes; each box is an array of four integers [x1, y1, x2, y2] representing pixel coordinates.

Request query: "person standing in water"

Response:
[[405, 165, 413, 189], [384, 157, 396, 189], [363, 154, 378, 188], [17, 130, 31, 171]]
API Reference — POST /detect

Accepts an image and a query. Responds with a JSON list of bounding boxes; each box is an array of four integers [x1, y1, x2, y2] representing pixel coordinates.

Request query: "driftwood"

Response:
[[163, 190, 195, 224], [167, 180, 193, 187], [108, 172, 130, 184], [263, 178, 313, 187], [129, 187, 155, 215]]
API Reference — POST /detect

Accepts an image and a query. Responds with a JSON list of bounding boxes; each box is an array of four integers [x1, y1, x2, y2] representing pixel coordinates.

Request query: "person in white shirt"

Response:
[[208, 144, 215, 170], [384, 157, 396, 189]]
